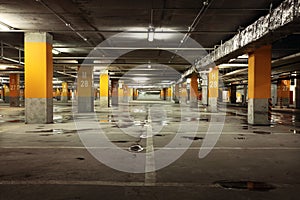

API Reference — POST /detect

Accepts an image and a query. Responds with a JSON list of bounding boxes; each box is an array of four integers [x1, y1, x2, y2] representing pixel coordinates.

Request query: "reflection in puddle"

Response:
[[215, 180, 275, 191]]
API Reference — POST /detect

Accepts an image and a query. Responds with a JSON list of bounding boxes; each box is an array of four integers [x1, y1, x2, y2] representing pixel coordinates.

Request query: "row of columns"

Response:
[[8, 31, 298, 125]]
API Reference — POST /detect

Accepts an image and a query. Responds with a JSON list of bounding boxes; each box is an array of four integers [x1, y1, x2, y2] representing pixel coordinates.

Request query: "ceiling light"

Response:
[[148, 26, 154, 42], [237, 54, 248, 59], [52, 49, 60, 55], [219, 63, 248, 69]]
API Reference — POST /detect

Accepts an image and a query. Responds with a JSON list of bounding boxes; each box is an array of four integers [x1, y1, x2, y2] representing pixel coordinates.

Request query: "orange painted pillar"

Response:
[[25, 32, 53, 123], [248, 45, 271, 125], [190, 73, 199, 107], [166, 87, 172, 101], [208, 67, 219, 112], [181, 83, 187, 104], [9, 74, 20, 107], [277, 79, 290, 107], [61, 82, 68, 103], [77, 66, 94, 112], [100, 71, 109, 107]]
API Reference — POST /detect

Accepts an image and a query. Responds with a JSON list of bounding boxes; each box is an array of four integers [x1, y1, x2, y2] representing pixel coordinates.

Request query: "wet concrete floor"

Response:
[[0, 101, 300, 200]]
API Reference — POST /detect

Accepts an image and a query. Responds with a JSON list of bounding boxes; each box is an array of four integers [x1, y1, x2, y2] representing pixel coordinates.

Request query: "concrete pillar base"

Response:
[[111, 97, 118, 106], [25, 98, 53, 124], [10, 97, 20, 107], [248, 98, 269, 125], [209, 97, 218, 112], [61, 96, 68, 103], [100, 97, 109, 107], [78, 97, 94, 113]]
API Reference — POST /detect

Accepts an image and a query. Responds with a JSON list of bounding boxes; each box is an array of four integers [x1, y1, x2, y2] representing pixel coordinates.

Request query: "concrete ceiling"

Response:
[[0, 0, 299, 86]]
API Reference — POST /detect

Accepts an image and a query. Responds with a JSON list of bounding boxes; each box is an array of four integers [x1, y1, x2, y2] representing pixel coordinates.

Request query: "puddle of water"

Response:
[[215, 180, 275, 191], [129, 144, 144, 152], [112, 140, 130, 143], [154, 134, 165, 137], [253, 131, 271, 135], [181, 136, 203, 141], [6, 119, 24, 123], [290, 129, 300, 134]]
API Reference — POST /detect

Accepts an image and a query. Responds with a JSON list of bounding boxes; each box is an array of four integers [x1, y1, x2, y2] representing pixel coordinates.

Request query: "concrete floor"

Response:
[[0, 100, 300, 200]]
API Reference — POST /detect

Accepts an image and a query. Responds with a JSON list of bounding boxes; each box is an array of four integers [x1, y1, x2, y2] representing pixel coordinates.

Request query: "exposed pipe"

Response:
[[36, 0, 91, 45]]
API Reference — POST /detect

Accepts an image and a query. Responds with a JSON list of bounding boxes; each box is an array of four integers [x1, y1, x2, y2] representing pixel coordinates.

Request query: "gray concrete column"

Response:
[[200, 73, 208, 105], [230, 84, 236, 104], [111, 79, 118, 106], [77, 66, 94, 112]]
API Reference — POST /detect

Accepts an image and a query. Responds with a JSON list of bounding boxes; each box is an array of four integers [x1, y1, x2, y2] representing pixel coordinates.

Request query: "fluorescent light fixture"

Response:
[[148, 27, 154, 42], [133, 77, 149, 82], [0, 64, 19, 70], [219, 63, 248, 69], [0, 65, 8, 70], [52, 49, 60, 55], [237, 54, 248, 59]]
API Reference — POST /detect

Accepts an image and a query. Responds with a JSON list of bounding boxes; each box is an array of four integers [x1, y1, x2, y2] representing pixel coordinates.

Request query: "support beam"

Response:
[[230, 85, 237, 104], [25, 32, 53, 124], [248, 45, 271, 125], [277, 79, 290, 107]]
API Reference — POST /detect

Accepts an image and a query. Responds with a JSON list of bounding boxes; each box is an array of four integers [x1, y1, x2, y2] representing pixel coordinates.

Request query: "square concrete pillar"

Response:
[[190, 73, 199, 108], [208, 67, 219, 112], [24, 32, 53, 124], [248, 45, 271, 125], [77, 66, 94, 112], [9, 74, 20, 107], [100, 71, 109, 107]]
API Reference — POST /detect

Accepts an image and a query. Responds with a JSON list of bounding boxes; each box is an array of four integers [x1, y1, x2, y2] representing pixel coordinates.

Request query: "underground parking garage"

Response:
[[0, 0, 300, 199]]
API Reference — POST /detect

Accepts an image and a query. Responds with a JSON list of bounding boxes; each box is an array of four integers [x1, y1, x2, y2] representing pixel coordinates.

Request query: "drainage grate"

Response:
[[215, 180, 275, 191], [234, 137, 246, 140], [129, 144, 144, 152], [154, 134, 165, 137]]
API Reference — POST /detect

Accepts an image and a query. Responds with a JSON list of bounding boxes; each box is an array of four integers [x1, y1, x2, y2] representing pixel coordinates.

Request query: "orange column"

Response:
[[9, 74, 20, 107], [100, 71, 109, 107], [277, 79, 290, 107], [61, 82, 68, 103], [25, 32, 53, 123], [208, 67, 219, 112], [248, 45, 271, 125], [190, 73, 199, 107]]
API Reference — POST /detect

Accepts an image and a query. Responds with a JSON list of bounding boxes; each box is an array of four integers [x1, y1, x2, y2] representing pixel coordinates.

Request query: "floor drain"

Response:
[[129, 144, 144, 152], [39, 134, 54, 136], [76, 157, 85, 160], [215, 180, 275, 191], [290, 129, 300, 134], [242, 126, 248, 130], [253, 131, 271, 135], [181, 136, 204, 140]]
